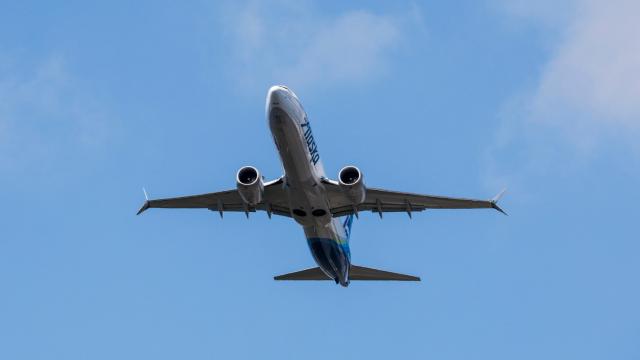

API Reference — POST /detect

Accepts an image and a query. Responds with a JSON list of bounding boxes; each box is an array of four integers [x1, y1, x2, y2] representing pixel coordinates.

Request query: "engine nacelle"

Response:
[[338, 165, 366, 205], [236, 166, 264, 205]]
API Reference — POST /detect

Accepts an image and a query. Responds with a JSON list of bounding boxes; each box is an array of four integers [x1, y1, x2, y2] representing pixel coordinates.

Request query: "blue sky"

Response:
[[1, 1, 639, 359]]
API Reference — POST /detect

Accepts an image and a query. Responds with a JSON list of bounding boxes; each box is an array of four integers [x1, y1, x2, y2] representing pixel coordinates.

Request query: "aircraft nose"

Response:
[[267, 85, 288, 105]]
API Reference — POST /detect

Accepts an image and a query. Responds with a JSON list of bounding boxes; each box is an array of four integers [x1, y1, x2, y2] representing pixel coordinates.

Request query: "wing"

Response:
[[137, 178, 292, 218], [323, 179, 506, 217]]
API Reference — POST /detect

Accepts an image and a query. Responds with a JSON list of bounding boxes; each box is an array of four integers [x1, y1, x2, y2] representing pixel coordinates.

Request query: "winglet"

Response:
[[137, 188, 151, 215], [490, 188, 508, 216]]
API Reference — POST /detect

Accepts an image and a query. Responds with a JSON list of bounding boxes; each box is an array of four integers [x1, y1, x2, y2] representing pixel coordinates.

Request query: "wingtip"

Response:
[[136, 200, 150, 215], [491, 202, 508, 216], [492, 188, 507, 203], [489, 188, 508, 216], [137, 188, 151, 215]]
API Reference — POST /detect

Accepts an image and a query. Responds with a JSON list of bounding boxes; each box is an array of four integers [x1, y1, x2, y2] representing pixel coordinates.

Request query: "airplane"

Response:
[[137, 85, 506, 287]]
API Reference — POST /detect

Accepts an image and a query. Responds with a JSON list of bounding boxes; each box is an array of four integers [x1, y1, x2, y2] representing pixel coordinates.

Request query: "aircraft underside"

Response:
[[137, 85, 506, 287]]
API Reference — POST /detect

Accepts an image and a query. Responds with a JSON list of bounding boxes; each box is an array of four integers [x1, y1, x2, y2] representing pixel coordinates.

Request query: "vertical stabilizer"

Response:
[[343, 214, 354, 240]]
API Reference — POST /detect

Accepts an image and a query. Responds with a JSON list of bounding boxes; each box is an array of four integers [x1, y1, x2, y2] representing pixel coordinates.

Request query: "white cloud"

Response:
[[507, 0, 640, 147], [483, 0, 640, 192], [535, 1, 640, 120], [219, 1, 423, 93]]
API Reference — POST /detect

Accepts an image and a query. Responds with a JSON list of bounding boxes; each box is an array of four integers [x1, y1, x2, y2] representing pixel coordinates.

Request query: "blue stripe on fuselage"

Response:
[[306, 237, 351, 282], [342, 214, 354, 240]]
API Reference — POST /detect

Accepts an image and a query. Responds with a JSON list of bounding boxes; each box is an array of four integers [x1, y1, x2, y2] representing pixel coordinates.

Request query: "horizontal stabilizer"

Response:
[[274, 267, 329, 280], [349, 265, 420, 281], [274, 265, 420, 282]]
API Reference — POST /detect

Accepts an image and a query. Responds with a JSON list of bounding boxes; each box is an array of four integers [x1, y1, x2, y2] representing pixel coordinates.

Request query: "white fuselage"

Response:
[[266, 85, 351, 286]]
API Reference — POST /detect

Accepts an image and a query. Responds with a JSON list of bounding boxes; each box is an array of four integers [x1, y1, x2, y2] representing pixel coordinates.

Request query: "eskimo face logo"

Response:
[[301, 120, 320, 165]]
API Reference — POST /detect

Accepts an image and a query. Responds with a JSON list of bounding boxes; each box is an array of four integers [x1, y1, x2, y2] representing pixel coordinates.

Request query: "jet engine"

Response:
[[236, 166, 264, 205], [338, 166, 366, 204]]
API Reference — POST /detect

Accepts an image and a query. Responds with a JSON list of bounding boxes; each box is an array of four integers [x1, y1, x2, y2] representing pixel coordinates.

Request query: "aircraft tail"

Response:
[[274, 265, 420, 282]]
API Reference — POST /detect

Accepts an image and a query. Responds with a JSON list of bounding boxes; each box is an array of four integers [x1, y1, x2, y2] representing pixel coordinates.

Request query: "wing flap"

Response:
[[145, 190, 242, 209]]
